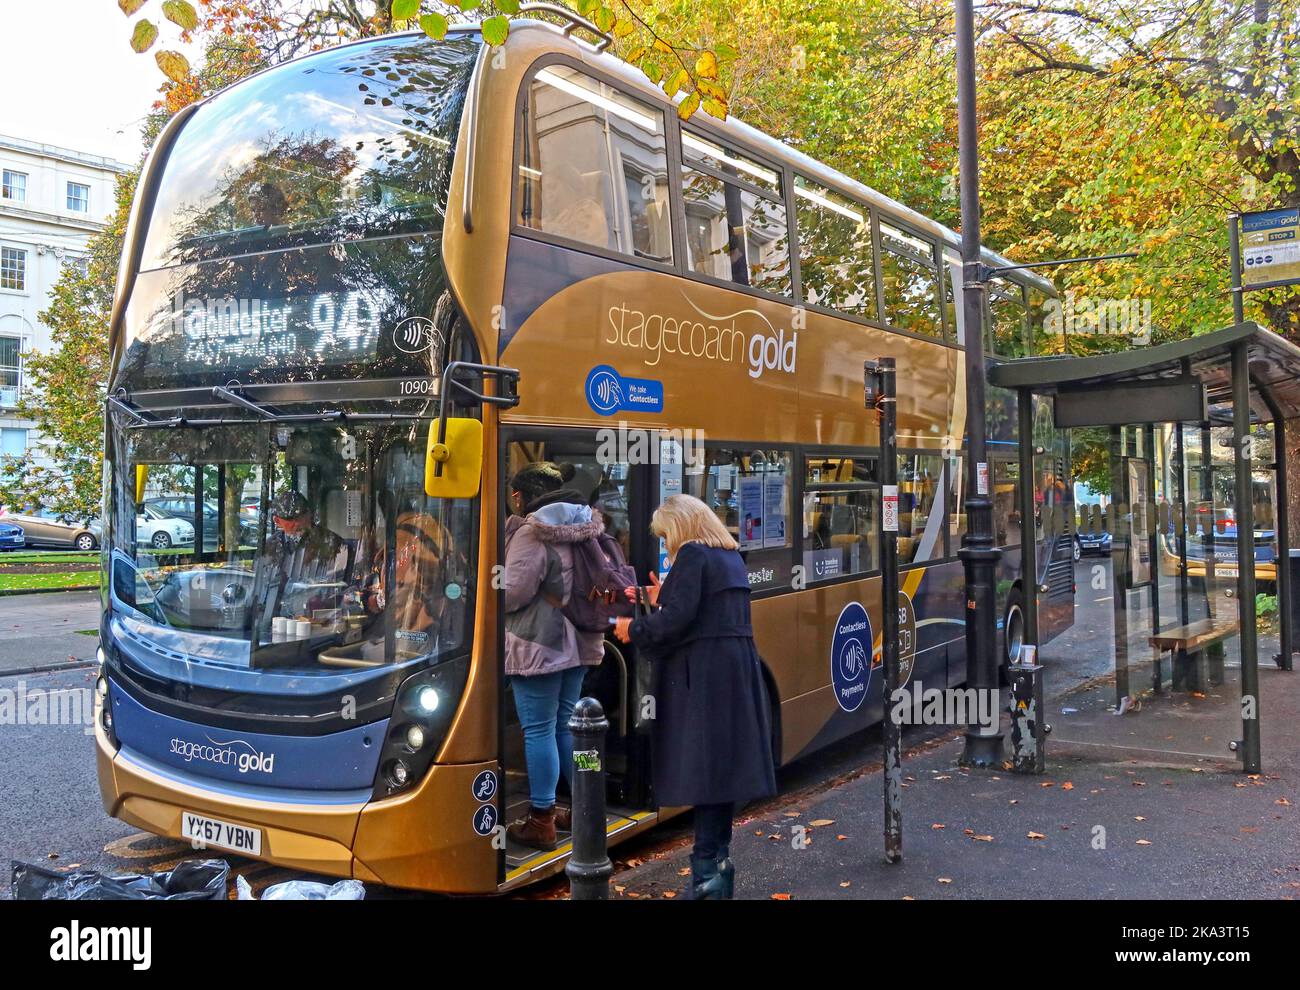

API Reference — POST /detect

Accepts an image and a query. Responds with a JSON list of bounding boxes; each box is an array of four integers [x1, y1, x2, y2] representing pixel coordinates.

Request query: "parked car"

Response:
[[144, 496, 257, 547], [1073, 529, 1112, 560], [4, 510, 99, 551], [0, 521, 25, 551], [136, 505, 195, 550]]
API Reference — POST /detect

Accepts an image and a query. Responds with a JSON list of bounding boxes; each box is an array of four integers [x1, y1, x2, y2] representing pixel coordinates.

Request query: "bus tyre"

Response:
[[1003, 587, 1025, 670], [152, 531, 172, 550], [1072, 538, 1081, 562]]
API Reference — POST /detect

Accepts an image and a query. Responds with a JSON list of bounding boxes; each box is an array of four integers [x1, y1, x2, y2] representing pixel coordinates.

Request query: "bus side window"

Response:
[[802, 452, 879, 582], [879, 221, 941, 338]]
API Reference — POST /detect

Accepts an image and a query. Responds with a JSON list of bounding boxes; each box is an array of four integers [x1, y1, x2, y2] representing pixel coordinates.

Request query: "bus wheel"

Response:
[[1003, 587, 1025, 666]]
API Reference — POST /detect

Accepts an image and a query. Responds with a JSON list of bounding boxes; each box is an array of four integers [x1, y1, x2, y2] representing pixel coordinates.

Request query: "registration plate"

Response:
[[181, 811, 262, 856]]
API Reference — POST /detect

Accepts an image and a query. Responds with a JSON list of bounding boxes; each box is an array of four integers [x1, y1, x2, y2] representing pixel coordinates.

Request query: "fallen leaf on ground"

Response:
[[937, 877, 953, 884], [771, 892, 791, 900], [1040, 782, 1054, 788], [1136, 839, 1152, 845], [662, 891, 676, 898], [677, 868, 690, 876], [1027, 831, 1046, 840], [1277, 798, 1292, 806], [931, 823, 946, 830], [836, 834, 848, 841], [839, 881, 851, 888], [902, 895, 915, 900], [809, 819, 835, 827], [971, 834, 994, 842], [1061, 782, 1074, 790]]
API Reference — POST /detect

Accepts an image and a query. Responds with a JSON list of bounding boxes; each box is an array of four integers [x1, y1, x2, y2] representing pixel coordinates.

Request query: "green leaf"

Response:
[[155, 49, 191, 82], [677, 90, 700, 121], [481, 14, 509, 46], [496, 0, 520, 13], [640, 59, 663, 85], [161, 0, 197, 30], [576, 0, 600, 16], [458, 0, 480, 11], [418, 12, 448, 39], [117, 0, 146, 15], [593, 6, 615, 33], [702, 97, 728, 120], [130, 19, 158, 54], [391, 0, 421, 20]]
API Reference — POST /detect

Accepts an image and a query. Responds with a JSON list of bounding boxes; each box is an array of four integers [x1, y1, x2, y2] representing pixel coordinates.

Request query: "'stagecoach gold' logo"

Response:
[[605, 291, 799, 380]]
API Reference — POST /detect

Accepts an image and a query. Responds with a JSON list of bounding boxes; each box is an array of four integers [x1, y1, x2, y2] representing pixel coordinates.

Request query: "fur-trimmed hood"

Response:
[[527, 502, 604, 544]]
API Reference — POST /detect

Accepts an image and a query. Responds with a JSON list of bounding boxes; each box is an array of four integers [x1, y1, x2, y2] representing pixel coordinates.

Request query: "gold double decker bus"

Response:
[[96, 15, 1070, 893]]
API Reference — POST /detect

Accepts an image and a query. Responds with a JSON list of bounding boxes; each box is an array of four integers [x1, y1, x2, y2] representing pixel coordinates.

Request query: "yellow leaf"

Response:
[[130, 19, 158, 53], [695, 49, 718, 79], [652, 39, 674, 55], [1027, 831, 1046, 840], [155, 50, 190, 82], [676, 91, 700, 120], [808, 819, 835, 827]]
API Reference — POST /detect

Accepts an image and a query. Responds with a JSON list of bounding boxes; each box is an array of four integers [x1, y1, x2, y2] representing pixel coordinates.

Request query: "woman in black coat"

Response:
[[614, 494, 777, 899]]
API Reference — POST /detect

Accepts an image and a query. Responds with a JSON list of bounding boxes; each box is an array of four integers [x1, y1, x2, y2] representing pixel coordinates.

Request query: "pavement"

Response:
[[609, 728, 1299, 900], [0, 589, 100, 675]]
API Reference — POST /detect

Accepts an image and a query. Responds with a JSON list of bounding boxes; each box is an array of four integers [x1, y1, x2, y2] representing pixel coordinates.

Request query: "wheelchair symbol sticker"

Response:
[[472, 769, 498, 802], [473, 803, 498, 836]]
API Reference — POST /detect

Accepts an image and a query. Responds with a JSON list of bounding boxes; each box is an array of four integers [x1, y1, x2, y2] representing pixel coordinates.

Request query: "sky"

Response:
[[0, 0, 202, 164]]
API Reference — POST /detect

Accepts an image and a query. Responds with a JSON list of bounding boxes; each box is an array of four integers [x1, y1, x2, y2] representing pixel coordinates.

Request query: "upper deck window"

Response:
[[793, 175, 875, 318], [139, 34, 479, 270], [517, 66, 672, 263], [988, 277, 1028, 357], [879, 221, 941, 338], [681, 130, 791, 296]]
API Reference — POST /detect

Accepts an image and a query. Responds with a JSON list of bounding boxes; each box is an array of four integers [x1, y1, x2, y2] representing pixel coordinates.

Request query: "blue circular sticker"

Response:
[[585, 365, 624, 416], [472, 803, 498, 836], [471, 769, 498, 802], [831, 601, 873, 713]]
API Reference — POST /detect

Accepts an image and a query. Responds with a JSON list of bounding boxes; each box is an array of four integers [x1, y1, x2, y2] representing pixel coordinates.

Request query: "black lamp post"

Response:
[[954, 0, 1004, 766]]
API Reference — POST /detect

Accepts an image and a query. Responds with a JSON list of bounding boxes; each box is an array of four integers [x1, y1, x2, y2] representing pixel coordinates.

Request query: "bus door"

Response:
[[500, 431, 658, 849]]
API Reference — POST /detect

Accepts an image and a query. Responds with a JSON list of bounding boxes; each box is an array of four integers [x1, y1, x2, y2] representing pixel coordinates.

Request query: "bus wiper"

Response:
[[107, 392, 188, 429]]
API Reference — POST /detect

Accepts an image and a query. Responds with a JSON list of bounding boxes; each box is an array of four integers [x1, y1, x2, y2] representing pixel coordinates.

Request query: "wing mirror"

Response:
[[425, 418, 484, 499]]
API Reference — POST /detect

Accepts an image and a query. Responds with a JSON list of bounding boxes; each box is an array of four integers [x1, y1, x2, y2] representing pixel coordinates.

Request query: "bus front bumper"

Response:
[[94, 718, 500, 894]]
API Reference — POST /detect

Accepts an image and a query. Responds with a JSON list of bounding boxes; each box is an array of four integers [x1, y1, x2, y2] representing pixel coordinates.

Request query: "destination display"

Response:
[[116, 236, 448, 391]]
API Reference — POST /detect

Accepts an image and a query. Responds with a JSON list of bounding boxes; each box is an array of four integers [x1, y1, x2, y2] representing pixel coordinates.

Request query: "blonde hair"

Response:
[[651, 494, 738, 561]]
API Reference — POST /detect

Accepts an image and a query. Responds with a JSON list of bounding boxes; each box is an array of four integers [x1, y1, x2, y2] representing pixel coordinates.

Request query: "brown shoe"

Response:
[[508, 806, 557, 851], [553, 805, 571, 832]]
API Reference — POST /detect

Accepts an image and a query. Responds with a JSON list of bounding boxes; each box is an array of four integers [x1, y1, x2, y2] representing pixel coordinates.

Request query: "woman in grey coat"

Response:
[[503, 462, 606, 850]]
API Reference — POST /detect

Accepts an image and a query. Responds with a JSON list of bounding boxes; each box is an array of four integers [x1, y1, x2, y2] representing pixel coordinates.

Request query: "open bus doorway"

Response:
[[499, 433, 658, 877]]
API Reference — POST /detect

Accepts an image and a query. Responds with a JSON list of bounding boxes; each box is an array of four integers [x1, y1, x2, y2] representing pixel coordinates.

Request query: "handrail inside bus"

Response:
[[517, 4, 614, 51]]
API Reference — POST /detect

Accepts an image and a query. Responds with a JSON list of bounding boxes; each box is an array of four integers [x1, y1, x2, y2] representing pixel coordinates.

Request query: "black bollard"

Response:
[[566, 696, 612, 900]]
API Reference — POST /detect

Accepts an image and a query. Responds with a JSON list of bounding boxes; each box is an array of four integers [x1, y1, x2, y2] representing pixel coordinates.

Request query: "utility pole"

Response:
[[955, 0, 1003, 765]]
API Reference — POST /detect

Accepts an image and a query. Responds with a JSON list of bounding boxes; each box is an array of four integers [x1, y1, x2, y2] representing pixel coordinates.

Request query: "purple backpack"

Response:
[[564, 532, 637, 633]]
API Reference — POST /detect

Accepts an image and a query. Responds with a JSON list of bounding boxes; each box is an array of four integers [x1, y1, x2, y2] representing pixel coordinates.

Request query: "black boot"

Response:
[[690, 854, 727, 900], [716, 853, 735, 899]]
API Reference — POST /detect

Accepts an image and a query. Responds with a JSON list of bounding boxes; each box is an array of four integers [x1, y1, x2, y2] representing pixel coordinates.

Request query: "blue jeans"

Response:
[[510, 665, 587, 809]]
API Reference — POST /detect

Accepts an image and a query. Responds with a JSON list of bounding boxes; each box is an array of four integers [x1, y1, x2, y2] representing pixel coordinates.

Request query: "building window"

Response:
[[0, 427, 27, 459], [794, 175, 876, 318], [67, 182, 90, 213], [517, 65, 673, 263], [0, 247, 26, 291], [0, 336, 20, 404], [681, 131, 791, 296], [1, 171, 26, 202]]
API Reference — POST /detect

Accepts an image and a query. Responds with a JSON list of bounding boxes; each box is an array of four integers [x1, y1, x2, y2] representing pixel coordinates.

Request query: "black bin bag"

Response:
[[11, 859, 229, 901]]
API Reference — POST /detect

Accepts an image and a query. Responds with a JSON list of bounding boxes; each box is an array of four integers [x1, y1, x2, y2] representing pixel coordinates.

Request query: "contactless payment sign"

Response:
[[584, 365, 664, 416], [831, 601, 873, 713]]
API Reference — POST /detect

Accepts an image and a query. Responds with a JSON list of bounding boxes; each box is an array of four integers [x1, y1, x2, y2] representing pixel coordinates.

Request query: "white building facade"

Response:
[[0, 134, 128, 468]]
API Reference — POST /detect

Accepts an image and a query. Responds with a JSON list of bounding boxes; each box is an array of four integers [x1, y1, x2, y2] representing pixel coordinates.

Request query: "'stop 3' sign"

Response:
[[1241, 207, 1300, 287]]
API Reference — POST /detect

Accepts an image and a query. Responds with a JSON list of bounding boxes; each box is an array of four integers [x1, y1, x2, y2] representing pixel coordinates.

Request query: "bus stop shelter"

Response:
[[990, 322, 1300, 774]]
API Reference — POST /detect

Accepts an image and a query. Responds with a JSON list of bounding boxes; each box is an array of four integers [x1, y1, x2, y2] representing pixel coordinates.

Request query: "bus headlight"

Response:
[[416, 686, 439, 714], [404, 724, 426, 752], [371, 656, 469, 800]]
